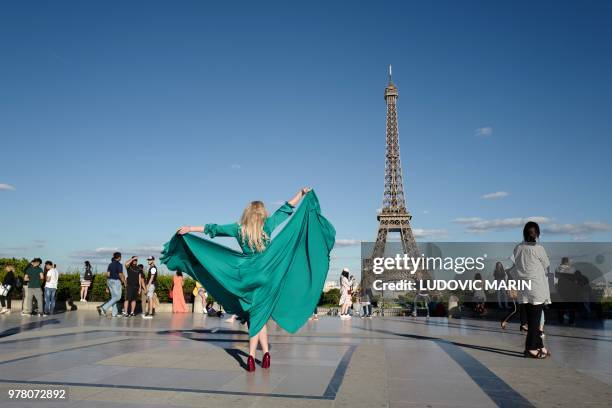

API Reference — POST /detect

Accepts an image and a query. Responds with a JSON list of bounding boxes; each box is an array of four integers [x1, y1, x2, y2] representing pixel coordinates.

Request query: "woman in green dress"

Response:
[[164, 188, 335, 372]]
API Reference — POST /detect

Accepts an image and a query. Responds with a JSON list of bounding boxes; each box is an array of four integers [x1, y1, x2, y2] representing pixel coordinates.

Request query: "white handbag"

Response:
[[0, 284, 11, 297]]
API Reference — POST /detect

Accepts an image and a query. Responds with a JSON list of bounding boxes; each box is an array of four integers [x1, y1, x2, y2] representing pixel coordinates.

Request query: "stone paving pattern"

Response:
[[0, 311, 610, 407]]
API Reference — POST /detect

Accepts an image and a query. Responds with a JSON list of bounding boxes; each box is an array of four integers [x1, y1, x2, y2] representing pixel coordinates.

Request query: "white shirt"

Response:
[[509, 242, 551, 304], [46, 268, 59, 289]]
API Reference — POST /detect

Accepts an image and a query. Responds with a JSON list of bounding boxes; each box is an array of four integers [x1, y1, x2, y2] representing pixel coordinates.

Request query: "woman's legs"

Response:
[[249, 332, 260, 357], [248, 324, 269, 356], [259, 324, 269, 354]]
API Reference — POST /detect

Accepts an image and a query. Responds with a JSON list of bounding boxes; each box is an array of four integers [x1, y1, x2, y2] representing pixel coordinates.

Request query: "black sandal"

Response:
[[523, 350, 547, 359], [520, 325, 528, 333]]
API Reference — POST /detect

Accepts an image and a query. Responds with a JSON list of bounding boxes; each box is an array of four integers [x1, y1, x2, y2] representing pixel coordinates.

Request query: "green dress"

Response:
[[160, 190, 335, 336]]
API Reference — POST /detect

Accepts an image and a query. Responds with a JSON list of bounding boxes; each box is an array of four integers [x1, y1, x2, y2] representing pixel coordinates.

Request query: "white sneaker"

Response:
[[0, 308, 6, 314], [21, 312, 30, 316]]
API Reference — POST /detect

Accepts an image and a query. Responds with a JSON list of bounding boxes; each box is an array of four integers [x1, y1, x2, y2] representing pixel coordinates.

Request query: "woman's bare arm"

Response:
[[287, 187, 311, 207], [177, 226, 204, 235]]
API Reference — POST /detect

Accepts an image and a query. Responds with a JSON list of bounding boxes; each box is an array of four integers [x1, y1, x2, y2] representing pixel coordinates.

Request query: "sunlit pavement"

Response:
[[0, 311, 610, 407]]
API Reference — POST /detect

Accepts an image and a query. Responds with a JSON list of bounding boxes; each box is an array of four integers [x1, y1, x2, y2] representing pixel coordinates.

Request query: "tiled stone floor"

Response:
[[0, 311, 610, 407]]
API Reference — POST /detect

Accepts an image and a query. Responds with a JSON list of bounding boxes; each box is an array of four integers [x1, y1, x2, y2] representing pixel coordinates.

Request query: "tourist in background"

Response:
[[472, 272, 486, 317], [122, 256, 140, 317], [138, 263, 147, 314], [97, 252, 125, 318], [507, 222, 551, 359], [22, 258, 44, 316], [193, 281, 207, 314], [43, 261, 59, 316], [142, 256, 157, 319], [172, 270, 188, 313], [361, 286, 373, 318], [80, 261, 93, 302], [0, 264, 16, 314], [494, 262, 509, 309], [339, 267, 353, 319]]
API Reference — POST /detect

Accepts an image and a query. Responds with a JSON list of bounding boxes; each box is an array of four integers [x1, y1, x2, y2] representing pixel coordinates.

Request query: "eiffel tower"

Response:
[[362, 66, 425, 294]]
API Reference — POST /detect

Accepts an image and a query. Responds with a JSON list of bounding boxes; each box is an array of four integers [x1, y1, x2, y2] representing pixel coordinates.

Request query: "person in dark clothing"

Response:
[[23, 258, 44, 316], [122, 256, 140, 317], [0, 265, 16, 314], [97, 252, 125, 317]]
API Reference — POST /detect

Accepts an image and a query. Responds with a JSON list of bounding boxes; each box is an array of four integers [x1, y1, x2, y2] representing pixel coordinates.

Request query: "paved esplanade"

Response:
[[0, 312, 610, 407]]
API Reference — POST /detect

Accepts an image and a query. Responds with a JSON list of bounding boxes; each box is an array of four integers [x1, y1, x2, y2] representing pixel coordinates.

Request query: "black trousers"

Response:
[[525, 303, 544, 351]]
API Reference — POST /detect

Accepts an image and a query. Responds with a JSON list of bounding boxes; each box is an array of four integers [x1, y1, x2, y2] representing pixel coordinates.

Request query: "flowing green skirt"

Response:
[[160, 191, 336, 336]]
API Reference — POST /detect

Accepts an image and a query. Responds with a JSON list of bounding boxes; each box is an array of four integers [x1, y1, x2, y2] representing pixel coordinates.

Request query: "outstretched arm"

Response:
[[178, 223, 239, 238], [287, 187, 311, 207], [177, 226, 204, 235]]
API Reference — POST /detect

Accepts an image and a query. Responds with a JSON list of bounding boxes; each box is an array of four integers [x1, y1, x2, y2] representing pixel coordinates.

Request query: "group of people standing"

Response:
[[96, 252, 158, 318], [0, 259, 59, 316]]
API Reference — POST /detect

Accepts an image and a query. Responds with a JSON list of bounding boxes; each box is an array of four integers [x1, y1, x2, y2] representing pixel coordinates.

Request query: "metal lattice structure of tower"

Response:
[[362, 66, 426, 294]]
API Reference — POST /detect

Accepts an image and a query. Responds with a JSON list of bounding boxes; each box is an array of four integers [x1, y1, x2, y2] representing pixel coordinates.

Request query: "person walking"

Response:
[[80, 261, 93, 302], [142, 256, 158, 319], [122, 256, 140, 317], [0, 265, 16, 315], [172, 270, 188, 313], [168, 188, 334, 372], [22, 258, 44, 316], [507, 221, 551, 359], [97, 252, 125, 318], [43, 261, 59, 316], [339, 268, 353, 319]]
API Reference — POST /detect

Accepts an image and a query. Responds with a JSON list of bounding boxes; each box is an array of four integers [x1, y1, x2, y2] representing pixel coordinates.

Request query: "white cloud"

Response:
[[453, 217, 612, 238], [475, 127, 493, 137], [542, 222, 612, 236], [335, 239, 361, 247], [481, 191, 509, 200], [0, 183, 16, 191], [69, 247, 121, 260], [453, 216, 552, 233], [413, 228, 448, 239], [230, 164, 241, 170], [70, 244, 165, 260]]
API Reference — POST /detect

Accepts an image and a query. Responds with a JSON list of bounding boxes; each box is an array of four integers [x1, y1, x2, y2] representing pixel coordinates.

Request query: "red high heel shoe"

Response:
[[262, 352, 270, 369], [247, 355, 256, 372]]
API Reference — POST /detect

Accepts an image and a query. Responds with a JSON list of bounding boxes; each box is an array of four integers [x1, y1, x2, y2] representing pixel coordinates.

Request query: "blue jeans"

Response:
[[44, 287, 56, 315], [102, 279, 122, 316]]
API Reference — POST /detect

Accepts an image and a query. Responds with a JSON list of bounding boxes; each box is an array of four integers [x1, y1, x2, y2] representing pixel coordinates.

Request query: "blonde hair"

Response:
[[239, 201, 269, 252], [4, 265, 15, 273]]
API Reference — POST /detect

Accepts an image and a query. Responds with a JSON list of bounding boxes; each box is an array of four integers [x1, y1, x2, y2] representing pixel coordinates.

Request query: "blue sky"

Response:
[[1, 1, 611, 278]]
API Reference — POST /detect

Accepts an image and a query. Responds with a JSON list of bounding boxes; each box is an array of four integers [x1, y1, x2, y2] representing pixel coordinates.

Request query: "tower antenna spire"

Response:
[[388, 64, 393, 83]]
